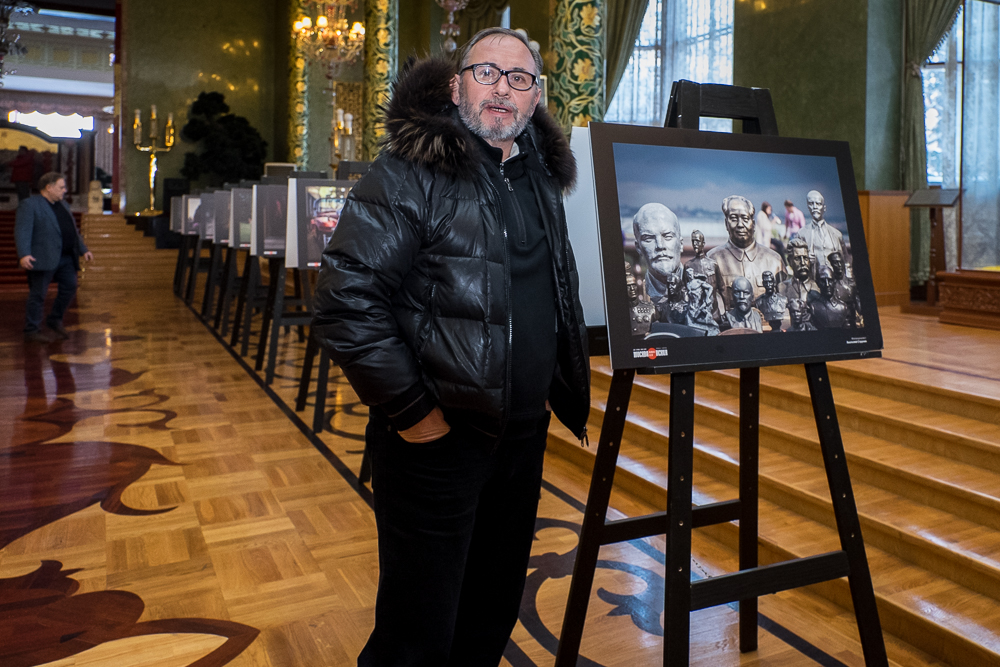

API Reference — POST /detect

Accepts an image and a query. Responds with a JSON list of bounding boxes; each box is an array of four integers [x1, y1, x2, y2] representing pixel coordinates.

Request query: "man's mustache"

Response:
[[480, 97, 518, 115]]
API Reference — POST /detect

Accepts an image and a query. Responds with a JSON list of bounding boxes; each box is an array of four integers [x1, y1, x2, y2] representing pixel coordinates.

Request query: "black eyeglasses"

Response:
[[460, 63, 537, 91]]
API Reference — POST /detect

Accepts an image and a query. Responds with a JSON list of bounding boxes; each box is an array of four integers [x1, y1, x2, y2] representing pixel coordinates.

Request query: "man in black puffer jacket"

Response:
[[312, 27, 590, 666]]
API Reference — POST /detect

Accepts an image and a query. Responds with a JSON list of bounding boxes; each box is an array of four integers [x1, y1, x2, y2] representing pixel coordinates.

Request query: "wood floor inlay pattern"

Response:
[[1, 233, 983, 666]]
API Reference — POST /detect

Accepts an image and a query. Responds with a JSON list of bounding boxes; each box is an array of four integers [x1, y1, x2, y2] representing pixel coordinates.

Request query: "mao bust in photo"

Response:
[[706, 194, 785, 310]]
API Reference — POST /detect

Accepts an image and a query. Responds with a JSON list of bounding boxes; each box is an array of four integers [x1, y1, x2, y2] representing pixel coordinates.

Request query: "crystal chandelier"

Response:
[[293, 0, 365, 77], [436, 0, 470, 54], [0, 0, 35, 84]]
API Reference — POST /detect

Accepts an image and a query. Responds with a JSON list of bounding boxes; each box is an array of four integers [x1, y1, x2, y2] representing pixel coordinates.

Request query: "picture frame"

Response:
[[285, 178, 354, 270], [590, 121, 882, 373]]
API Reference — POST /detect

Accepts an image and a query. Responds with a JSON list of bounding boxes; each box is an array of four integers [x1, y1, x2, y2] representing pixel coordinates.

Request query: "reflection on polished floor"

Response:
[[4, 229, 1000, 665]]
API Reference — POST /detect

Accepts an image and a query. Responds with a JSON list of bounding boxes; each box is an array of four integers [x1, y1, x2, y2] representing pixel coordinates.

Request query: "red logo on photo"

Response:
[[647, 348, 657, 359]]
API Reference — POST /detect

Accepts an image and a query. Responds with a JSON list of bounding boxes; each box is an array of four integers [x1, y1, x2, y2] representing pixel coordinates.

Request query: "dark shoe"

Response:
[[48, 323, 69, 339], [25, 331, 54, 344]]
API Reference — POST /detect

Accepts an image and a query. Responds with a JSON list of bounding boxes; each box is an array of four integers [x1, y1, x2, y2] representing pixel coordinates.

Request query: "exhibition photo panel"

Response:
[[182, 195, 202, 236], [590, 122, 882, 372], [214, 189, 232, 246], [253, 184, 288, 257], [231, 188, 253, 249], [290, 179, 352, 270]]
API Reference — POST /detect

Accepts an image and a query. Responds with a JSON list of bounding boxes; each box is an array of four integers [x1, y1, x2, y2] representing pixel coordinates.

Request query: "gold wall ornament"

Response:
[[362, 0, 396, 161], [131, 105, 173, 216], [549, 0, 605, 135]]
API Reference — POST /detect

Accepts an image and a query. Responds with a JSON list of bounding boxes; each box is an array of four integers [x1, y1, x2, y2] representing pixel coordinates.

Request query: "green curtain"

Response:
[[464, 0, 510, 39], [604, 0, 649, 111], [902, 0, 962, 284]]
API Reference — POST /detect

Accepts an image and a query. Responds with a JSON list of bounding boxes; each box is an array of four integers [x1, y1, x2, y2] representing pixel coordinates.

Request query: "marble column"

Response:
[[549, 0, 605, 134], [362, 0, 397, 160], [289, 0, 309, 169]]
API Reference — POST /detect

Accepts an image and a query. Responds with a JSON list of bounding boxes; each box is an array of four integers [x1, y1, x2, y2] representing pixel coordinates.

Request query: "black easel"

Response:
[[214, 246, 242, 334], [255, 262, 311, 385], [554, 80, 887, 667], [174, 234, 195, 297], [184, 236, 212, 305], [200, 240, 227, 319]]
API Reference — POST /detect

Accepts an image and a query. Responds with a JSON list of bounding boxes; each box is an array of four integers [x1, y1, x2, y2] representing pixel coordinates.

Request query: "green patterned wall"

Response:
[[121, 0, 277, 215], [549, 0, 604, 134], [363, 0, 398, 160], [289, 0, 310, 171]]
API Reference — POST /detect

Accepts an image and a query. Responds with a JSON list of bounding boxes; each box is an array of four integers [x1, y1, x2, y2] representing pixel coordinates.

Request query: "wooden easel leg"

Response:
[[264, 265, 287, 385], [185, 237, 203, 305], [174, 235, 189, 296], [359, 443, 372, 484], [201, 243, 221, 319], [255, 258, 280, 371], [312, 348, 331, 433], [739, 367, 760, 651], [230, 253, 252, 346], [664, 372, 695, 667], [296, 330, 318, 412], [554, 368, 635, 667], [804, 362, 888, 667], [239, 258, 261, 356], [215, 247, 236, 330]]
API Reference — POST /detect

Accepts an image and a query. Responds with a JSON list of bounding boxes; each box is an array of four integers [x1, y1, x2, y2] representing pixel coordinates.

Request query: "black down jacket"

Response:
[[311, 58, 590, 441]]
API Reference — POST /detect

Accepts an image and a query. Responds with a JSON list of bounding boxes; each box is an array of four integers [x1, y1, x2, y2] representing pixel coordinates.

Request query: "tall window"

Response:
[[922, 6, 963, 187], [606, 0, 734, 129]]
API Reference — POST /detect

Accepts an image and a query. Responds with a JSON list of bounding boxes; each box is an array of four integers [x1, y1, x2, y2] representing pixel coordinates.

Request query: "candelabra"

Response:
[[436, 0, 469, 54], [293, 0, 365, 170], [132, 105, 174, 216]]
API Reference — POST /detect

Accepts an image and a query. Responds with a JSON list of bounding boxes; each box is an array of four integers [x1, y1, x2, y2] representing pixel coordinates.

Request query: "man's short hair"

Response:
[[722, 195, 754, 218], [458, 27, 543, 78], [786, 236, 808, 253], [784, 199, 794, 207], [38, 172, 65, 190]]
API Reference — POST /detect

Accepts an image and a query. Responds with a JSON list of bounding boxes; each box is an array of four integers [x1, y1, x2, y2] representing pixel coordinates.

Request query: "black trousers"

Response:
[[359, 410, 551, 667], [24, 255, 78, 333]]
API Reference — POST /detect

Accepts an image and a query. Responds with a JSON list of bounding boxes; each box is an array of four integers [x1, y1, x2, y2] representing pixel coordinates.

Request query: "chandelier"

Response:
[[436, 0, 470, 54], [0, 0, 34, 84], [293, 0, 365, 76]]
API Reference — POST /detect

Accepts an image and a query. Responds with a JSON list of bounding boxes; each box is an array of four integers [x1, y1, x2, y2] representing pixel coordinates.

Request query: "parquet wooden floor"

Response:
[[4, 231, 996, 666]]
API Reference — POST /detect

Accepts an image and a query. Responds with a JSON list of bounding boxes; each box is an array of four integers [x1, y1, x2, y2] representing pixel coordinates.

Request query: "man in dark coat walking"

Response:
[[312, 27, 590, 667], [16, 172, 93, 343]]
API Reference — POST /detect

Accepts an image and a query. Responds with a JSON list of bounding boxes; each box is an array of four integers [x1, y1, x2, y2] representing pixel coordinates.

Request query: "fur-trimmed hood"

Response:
[[381, 58, 577, 192]]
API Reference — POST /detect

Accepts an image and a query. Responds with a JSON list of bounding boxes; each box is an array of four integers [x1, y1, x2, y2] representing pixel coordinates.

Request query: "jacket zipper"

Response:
[[481, 171, 512, 448], [499, 162, 527, 245]]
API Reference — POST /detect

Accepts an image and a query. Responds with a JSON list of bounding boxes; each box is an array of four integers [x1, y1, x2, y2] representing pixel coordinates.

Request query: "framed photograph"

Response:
[[182, 195, 202, 236], [170, 196, 183, 233], [230, 187, 253, 249], [252, 184, 287, 257], [590, 122, 882, 373], [214, 189, 232, 246], [197, 191, 216, 241], [286, 178, 354, 270]]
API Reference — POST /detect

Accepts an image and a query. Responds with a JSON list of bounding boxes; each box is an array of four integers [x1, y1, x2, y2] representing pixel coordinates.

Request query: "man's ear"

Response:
[[450, 74, 461, 106]]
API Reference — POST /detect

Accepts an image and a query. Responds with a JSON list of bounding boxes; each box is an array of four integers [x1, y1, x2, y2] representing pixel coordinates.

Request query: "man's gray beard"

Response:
[[458, 91, 532, 144]]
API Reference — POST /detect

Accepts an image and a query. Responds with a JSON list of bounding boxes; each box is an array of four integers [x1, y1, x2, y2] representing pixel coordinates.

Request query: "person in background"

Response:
[[10, 146, 35, 202], [15, 172, 93, 343], [784, 198, 805, 240]]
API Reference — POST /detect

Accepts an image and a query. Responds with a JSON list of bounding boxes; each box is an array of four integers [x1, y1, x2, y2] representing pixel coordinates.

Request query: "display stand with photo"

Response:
[[215, 187, 256, 337], [555, 81, 888, 667], [202, 190, 233, 320], [181, 194, 209, 305]]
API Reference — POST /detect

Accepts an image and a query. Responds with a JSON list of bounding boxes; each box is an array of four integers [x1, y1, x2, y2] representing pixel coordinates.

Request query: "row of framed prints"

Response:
[[169, 178, 354, 271]]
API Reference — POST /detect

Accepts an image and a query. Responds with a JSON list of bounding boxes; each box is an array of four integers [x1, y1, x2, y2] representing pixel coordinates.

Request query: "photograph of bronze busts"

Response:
[[590, 123, 881, 371]]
